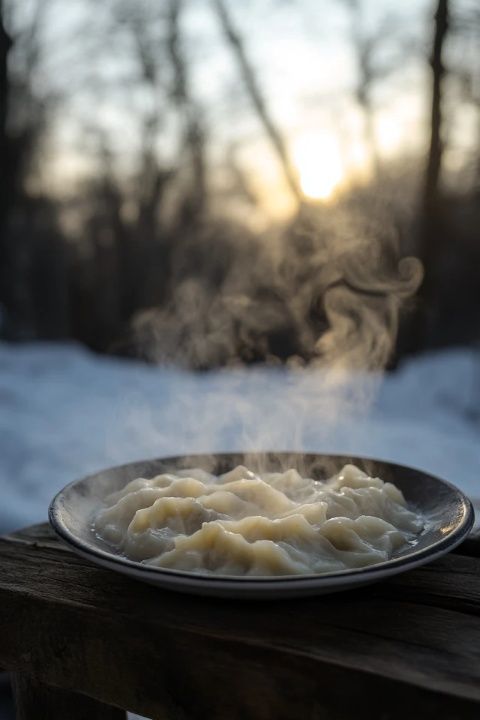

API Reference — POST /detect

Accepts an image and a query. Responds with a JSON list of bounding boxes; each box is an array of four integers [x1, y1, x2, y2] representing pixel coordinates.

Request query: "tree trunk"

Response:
[[0, 0, 12, 310], [167, 0, 207, 221], [423, 0, 449, 218], [408, 0, 449, 352]]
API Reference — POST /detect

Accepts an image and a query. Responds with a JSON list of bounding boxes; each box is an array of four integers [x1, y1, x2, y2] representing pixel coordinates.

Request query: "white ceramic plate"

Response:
[[49, 452, 474, 599]]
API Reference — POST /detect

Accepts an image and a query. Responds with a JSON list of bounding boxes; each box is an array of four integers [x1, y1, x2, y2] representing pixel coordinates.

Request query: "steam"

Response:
[[121, 202, 423, 472]]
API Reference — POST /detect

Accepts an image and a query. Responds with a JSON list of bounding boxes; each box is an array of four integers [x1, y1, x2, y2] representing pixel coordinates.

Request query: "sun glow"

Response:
[[293, 135, 344, 201]]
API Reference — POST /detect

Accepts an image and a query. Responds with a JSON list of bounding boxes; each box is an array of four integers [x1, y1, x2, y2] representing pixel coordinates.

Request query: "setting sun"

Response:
[[293, 135, 344, 201]]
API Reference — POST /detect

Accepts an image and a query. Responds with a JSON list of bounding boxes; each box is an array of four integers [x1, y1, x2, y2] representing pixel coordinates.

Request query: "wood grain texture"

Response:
[[455, 524, 480, 558], [1, 525, 480, 719], [12, 673, 126, 720]]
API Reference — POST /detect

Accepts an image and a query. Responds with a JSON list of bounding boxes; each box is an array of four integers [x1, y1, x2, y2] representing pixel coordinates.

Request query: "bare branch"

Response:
[[167, 0, 207, 218], [211, 0, 302, 204]]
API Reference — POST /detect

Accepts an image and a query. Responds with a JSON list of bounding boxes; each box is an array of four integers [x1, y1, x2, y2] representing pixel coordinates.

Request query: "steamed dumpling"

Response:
[[93, 463, 423, 576]]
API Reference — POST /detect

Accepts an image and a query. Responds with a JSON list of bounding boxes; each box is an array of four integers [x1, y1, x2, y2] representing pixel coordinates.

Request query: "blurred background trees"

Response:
[[0, 0, 479, 367]]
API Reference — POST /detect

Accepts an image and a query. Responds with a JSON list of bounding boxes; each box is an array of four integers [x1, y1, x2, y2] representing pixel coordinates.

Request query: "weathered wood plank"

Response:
[[455, 527, 480, 557], [3, 523, 67, 550], [1, 525, 480, 719], [4, 592, 480, 720], [12, 673, 126, 720]]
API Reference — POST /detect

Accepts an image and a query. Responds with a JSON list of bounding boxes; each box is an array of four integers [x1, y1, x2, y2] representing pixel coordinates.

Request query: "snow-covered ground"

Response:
[[1, 341, 479, 533]]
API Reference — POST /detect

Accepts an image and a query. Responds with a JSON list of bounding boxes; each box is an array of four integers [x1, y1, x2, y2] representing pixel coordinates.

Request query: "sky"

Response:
[[7, 0, 480, 223]]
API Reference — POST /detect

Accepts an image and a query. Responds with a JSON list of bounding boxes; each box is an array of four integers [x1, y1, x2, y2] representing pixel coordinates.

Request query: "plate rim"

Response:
[[49, 451, 475, 587]]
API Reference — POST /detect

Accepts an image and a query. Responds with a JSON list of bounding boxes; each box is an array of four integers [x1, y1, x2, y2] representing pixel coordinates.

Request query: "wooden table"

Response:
[[1, 524, 480, 720]]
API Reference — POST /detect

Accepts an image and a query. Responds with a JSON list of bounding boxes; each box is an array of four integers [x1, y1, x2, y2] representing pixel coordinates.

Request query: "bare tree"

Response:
[[0, 0, 10, 180], [423, 0, 449, 217], [341, 0, 406, 179], [0, 0, 12, 309], [167, 0, 207, 221], [408, 0, 450, 352], [452, 6, 480, 193], [211, 0, 302, 205], [342, 0, 379, 176], [0, 0, 60, 338], [123, 4, 172, 235], [418, 0, 450, 284]]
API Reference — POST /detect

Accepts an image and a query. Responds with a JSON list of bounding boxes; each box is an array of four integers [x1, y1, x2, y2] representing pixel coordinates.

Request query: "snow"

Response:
[[0, 341, 479, 533]]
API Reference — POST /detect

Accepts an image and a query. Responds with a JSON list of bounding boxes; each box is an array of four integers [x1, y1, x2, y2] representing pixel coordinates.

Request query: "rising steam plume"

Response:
[[131, 203, 423, 375], [117, 199, 423, 472]]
